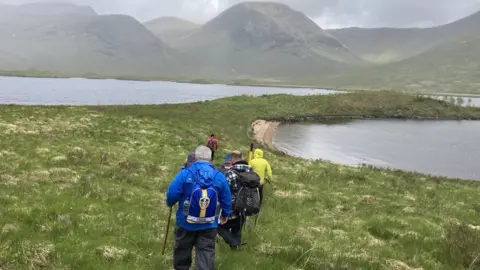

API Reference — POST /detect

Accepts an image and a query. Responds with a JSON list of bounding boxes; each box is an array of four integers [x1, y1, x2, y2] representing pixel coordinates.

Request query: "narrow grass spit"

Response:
[[1, 91, 480, 269]]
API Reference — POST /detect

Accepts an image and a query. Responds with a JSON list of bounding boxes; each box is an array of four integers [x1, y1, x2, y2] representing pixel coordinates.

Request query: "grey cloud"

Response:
[[224, 0, 480, 28], [1, 0, 479, 27]]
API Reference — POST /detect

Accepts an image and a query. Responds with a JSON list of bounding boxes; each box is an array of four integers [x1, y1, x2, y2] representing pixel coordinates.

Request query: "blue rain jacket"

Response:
[[166, 161, 232, 231]]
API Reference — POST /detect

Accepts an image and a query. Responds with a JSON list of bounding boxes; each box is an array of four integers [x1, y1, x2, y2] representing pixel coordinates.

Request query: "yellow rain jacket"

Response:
[[249, 149, 272, 185]]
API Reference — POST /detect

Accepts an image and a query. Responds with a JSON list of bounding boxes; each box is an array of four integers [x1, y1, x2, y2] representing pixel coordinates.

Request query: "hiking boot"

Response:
[[230, 243, 246, 250]]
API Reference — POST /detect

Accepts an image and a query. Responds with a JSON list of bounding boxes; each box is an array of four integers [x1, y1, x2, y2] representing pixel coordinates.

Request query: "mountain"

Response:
[[317, 31, 480, 94], [144, 16, 199, 46], [0, 2, 96, 21], [173, 1, 364, 80], [327, 10, 480, 64], [0, 3, 189, 78]]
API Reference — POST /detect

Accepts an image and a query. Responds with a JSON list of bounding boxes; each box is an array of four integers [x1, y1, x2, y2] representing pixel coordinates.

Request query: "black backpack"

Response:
[[207, 138, 215, 150], [233, 170, 262, 216]]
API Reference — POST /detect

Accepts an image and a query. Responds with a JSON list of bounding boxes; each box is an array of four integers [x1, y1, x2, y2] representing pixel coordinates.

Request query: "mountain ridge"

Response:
[[0, 4, 189, 78], [172, 1, 364, 80], [1, 1, 480, 94], [144, 16, 199, 45], [314, 29, 480, 94], [327, 9, 480, 63]]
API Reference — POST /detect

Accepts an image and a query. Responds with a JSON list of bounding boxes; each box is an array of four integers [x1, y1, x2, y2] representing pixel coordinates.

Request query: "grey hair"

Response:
[[195, 145, 212, 161]]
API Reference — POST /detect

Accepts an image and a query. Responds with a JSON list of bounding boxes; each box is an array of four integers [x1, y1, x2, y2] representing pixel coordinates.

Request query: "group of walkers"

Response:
[[166, 135, 273, 270]]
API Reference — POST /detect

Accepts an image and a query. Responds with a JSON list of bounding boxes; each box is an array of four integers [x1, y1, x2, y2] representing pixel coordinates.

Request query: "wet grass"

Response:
[[1, 91, 480, 269]]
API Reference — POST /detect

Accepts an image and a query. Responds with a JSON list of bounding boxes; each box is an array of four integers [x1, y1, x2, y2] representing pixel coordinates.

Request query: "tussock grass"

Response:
[[1, 91, 480, 269]]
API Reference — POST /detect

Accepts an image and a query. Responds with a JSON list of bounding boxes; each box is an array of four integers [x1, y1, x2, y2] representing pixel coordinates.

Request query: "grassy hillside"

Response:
[[173, 2, 365, 80], [315, 32, 480, 94], [144, 16, 199, 46], [327, 10, 480, 64], [1, 91, 480, 269], [0, 4, 192, 78]]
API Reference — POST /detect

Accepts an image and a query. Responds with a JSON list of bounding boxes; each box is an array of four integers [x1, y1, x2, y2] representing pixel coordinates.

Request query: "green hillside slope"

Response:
[[327, 10, 480, 64], [318, 32, 480, 94], [1, 92, 480, 269]]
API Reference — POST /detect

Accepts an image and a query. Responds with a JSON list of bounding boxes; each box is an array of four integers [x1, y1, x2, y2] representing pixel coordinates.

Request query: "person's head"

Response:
[[184, 152, 196, 168], [195, 145, 212, 162], [210, 134, 215, 138], [231, 150, 243, 164], [223, 154, 232, 167]]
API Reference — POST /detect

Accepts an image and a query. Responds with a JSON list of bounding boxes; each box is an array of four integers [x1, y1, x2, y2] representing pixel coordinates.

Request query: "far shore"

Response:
[[2, 71, 480, 98]]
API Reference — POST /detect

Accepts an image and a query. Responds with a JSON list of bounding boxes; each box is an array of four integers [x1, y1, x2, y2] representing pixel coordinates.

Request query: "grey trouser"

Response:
[[173, 226, 217, 270]]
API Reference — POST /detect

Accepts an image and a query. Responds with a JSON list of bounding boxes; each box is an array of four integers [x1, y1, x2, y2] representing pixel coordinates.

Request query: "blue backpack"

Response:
[[183, 167, 221, 224]]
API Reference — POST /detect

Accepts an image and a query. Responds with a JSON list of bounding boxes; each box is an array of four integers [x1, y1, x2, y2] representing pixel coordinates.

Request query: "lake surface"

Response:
[[0, 76, 337, 105], [273, 120, 480, 180], [428, 95, 480, 107]]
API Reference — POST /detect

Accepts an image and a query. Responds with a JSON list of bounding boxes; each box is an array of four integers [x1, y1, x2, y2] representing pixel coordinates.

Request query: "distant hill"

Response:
[[2, 1, 480, 95], [0, 2, 96, 21], [0, 3, 190, 78], [327, 10, 480, 64], [316, 31, 480, 94], [173, 2, 364, 80], [144, 16, 199, 46]]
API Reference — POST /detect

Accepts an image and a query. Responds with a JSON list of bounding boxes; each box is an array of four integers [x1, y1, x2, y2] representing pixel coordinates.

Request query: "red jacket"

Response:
[[206, 137, 218, 151]]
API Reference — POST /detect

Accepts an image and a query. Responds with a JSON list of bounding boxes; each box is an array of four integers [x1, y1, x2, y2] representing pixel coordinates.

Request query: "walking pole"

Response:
[[248, 143, 255, 230], [254, 212, 260, 229], [253, 190, 262, 229], [254, 179, 274, 229], [162, 207, 173, 255], [248, 143, 254, 164], [266, 179, 276, 190]]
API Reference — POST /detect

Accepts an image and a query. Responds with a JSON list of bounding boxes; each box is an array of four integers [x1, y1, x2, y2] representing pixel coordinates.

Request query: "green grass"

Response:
[[1, 91, 480, 269]]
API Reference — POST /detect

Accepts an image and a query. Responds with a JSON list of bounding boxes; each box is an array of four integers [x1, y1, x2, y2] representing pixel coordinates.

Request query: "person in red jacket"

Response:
[[206, 134, 219, 161]]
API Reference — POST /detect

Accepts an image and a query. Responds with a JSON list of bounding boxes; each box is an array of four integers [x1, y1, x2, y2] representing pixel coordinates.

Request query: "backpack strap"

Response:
[[232, 169, 244, 187], [184, 168, 197, 202]]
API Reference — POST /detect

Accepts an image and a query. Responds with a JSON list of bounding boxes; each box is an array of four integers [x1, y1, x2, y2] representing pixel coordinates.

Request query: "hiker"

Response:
[[181, 152, 196, 170], [249, 148, 273, 205], [218, 150, 261, 250], [166, 145, 232, 270], [217, 154, 232, 174], [205, 134, 218, 161]]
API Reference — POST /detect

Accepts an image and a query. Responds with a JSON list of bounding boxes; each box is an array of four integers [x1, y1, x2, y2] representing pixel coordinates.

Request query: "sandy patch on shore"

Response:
[[252, 120, 280, 149]]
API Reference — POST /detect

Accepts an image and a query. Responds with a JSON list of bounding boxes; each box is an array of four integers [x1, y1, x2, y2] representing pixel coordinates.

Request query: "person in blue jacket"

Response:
[[166, 145, 232, 270]]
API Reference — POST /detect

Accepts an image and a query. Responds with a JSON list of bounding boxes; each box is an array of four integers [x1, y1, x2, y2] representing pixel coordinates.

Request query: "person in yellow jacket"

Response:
[[249, 148, 272, 205]]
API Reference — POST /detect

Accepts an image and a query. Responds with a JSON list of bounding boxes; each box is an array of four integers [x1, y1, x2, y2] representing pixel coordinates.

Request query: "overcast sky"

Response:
[[2, 0, 480, 28]]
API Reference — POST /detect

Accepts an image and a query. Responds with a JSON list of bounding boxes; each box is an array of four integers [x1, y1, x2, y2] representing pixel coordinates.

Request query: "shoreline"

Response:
[[251, 116, 480, 182], [252, 115, 480, 148], [2, 73, 480, 97], [251, 120, 280, 149]]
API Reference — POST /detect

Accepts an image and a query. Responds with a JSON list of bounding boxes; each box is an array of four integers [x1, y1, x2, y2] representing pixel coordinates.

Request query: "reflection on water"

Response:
[[273, 119, 480, 180], [428, 95, 480, 107], [1, 76, 479, 106], [0, 76, 337, 105]]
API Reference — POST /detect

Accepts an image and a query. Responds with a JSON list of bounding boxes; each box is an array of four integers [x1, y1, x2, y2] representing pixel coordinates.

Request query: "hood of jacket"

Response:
[[188, 161, 218, 188], [254, 149, 264, 159]]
